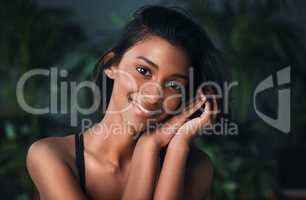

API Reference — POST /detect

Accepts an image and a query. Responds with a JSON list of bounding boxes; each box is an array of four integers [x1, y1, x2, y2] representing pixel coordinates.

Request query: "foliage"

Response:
[[1, 0, 305, 199], [0, 0, 91, 199], [177, 0, 306, 199]]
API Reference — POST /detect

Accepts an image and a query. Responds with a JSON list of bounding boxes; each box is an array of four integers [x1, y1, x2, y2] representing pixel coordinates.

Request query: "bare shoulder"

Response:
[[26, 134, 78, 177], [184, 145, 214, 200], [26, 134, 86, 199], [27, 134, 75, 165]]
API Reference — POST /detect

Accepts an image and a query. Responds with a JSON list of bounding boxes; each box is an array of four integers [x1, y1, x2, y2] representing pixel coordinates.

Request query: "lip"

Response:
[[129, 96, 161, 117]]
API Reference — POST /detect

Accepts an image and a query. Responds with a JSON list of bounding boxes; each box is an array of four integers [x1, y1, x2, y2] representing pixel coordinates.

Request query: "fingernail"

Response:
[[200, 93, 206, 100]]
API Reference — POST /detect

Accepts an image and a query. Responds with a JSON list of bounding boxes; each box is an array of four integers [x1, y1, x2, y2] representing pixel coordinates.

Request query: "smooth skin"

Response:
[[26, 36, 217, 200]]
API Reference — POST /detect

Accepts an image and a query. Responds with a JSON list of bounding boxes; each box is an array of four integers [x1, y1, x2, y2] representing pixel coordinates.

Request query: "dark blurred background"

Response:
[[0, 0, 305, 199]]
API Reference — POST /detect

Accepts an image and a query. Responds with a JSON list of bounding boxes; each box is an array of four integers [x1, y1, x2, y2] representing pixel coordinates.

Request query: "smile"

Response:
[[128, 96, 161, 117]]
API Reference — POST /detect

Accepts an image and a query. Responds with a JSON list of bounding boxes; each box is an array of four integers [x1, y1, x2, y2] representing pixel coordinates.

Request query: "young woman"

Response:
[[26, 5, 224, 200]]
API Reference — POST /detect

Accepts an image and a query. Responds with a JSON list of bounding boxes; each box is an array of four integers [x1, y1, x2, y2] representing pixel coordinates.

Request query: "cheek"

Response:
[[155, 94, 182, 124], [115, 71, 138, 93], [162, 94, 182, 114], [111, 75, 135, 107]]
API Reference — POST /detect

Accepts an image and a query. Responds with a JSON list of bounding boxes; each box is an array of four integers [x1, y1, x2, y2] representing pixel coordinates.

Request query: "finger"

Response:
[[182, 94, 207, 118], [177, 95, 218, 137], [169, 94, 207, 125], [184, 87, 209, 114], [211, 95, 218, 123], [161, 94, 207, 135], [203, 86, 218, 121], [197, 97, 214, 130]]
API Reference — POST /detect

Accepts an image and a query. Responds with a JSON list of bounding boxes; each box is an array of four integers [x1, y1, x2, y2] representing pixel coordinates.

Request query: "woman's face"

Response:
[[105, 36, 190, 132]]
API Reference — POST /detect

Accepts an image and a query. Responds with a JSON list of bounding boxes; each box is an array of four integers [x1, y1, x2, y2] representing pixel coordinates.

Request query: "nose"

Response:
[[140, 81, 163, 106]]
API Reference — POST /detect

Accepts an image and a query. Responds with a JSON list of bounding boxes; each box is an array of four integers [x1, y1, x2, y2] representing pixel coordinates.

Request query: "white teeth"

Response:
[[138, 105, 152, 114], [132, 101, 154, 115], [129, 95, 159, 116], [136, 102, 151, 113]]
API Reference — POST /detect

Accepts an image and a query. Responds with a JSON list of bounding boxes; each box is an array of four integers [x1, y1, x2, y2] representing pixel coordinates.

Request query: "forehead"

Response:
[[120, 36, 190, 74]]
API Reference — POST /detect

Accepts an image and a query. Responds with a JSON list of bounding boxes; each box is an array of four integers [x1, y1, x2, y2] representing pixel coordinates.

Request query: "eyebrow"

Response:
[[136, 56, 188, 80]]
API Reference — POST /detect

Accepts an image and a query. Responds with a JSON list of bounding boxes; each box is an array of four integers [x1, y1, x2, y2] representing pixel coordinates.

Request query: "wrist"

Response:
[[139, 133, 163, 150], [168, 134, 191, 152], [172, 131, 193, 144]]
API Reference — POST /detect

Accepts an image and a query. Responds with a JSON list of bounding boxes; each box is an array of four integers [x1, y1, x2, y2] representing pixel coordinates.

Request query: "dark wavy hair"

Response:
[[92, 5, 229, 121]]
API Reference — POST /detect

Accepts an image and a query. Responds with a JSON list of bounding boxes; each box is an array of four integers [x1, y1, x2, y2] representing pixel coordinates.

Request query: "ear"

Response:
[[104, 66, 117, 79], [102, 51, 118, 80]]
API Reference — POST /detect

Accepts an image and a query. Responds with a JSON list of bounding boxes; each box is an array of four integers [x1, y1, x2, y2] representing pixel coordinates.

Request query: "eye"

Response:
[[165, 80, 183, 92], [136, 66, 152, 77]]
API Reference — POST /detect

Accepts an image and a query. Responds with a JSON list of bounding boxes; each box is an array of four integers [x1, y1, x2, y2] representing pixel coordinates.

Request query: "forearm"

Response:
[[122, 135, 161, 200], [153, 138, 190, 200]]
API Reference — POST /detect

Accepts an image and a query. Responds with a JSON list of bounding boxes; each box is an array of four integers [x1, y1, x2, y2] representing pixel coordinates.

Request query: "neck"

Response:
[[84, 101, 139, 169]]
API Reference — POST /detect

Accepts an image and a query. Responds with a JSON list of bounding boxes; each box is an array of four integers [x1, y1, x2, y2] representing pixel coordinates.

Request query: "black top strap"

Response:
[[75, 132, 86, 194], [74, 132, 166, 197]]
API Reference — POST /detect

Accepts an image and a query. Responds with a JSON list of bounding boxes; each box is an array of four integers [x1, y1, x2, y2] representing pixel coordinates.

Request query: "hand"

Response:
[[172, 89, 218, 144], [142, 89, 209, 148]]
